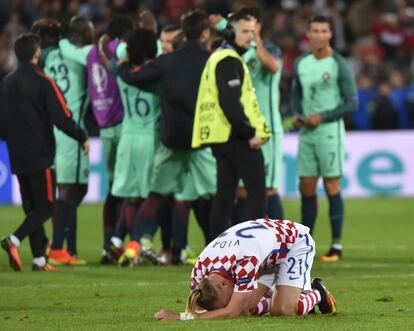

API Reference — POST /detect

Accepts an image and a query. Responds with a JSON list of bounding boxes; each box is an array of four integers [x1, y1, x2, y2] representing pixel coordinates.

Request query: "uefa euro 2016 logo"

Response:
[[92, 63, 108, 93]]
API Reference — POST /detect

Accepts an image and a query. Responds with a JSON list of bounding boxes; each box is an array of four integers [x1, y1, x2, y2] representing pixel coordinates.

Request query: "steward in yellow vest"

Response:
[[192, 46, 271, 148]]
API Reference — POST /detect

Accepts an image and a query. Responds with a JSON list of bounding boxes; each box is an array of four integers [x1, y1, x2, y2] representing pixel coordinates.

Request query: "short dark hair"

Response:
[[235, 7, 262, 23], [107, 15, 134, 40], [69, 15, 92, 37], [127, 28, 157, 66], [228, 10, 252, 24], [180, 10, 209, 40], [31, 19, 61, 48], [308, 15, 333, 31], [14, 33, 40, 63], [162, 23, 181, 34]]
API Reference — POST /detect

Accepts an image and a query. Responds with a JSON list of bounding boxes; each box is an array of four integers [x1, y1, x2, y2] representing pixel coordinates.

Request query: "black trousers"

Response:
[[209, 139, 266, 241], [14, 167, 55, 258]]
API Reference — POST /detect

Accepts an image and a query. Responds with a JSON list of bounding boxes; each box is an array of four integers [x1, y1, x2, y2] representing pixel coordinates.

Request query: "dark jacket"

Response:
[[0, 63, 87, 175], [117, 39, 209, 150], [215, 43, 255, 141]]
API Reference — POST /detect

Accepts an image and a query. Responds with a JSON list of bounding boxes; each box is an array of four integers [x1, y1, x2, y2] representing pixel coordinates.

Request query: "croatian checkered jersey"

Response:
[[191, 218, 307, 292]]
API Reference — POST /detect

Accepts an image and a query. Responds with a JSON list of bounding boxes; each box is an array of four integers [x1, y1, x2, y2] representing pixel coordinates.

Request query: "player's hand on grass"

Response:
[[304, 114, 322, 128], [292, 115, 305, 128], [249, 135, 262, 149], [154, 310, 180, 320], [82, 140, 90, 154]]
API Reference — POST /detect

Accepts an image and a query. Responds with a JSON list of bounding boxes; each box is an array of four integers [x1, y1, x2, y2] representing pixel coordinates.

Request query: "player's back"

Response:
[[43, 46, 88, 122], [117, 77, 161, 134], [200, 219, 304, 265]]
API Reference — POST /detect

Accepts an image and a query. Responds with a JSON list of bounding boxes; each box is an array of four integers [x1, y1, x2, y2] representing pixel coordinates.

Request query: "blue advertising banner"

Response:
[[0, 141, 12, 204]]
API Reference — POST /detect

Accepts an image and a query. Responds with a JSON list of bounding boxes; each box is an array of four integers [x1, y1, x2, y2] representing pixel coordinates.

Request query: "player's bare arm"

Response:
[[254, 22, 280, 73]]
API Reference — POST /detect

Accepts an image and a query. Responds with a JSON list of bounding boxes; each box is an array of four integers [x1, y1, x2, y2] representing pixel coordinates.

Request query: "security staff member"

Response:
[[0, 33, 88, 271], [192, 11, 270, 241]]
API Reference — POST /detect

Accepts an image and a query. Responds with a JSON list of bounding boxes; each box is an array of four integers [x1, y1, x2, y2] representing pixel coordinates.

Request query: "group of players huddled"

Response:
[[2, 5, 356, 271]]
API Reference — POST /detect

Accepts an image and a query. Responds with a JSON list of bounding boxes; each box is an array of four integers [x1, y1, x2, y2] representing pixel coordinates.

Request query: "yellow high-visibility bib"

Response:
[[192, 48, 271, 148]]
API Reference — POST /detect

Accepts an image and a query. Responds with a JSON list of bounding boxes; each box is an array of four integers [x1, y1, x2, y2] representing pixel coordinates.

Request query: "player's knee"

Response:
[[270, 304, 297, 316], [39, 201, 55, 219], [323, 178, 340, 195]]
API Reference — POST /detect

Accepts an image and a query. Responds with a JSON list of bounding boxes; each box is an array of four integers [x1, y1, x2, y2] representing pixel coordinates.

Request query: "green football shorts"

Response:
[[54, 129, 89, 184], [111, 132, 159, 198], [150, 144, 216, 197], [100, 123, 122, 184], [297, 140, 344, 178]]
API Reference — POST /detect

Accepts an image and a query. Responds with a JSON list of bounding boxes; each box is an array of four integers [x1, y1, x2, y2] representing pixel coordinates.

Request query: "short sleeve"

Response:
[[233, 256, 260, 292]]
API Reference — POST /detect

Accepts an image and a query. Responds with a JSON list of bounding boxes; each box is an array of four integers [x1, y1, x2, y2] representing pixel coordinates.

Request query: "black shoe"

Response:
[[311, 278, 337, 314], [100, 251, 116, 265], [141, 248, 165, 266]]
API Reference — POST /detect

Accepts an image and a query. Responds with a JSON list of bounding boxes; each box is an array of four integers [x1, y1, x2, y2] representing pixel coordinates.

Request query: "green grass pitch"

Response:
[[1, 198, 414, 330]]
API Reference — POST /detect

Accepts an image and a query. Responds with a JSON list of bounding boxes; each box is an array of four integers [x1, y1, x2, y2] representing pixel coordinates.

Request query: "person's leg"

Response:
[[61, 184, 88, 257], [236, 143, 266, 220], [52, 128, 89, 263], [321, 177, 343, 260], [299, 177, 318, 234], [263, 131, 284, 220], [101, 126, 122, 256], [2, 168, 55, 271], [297, 140, 319, 233], [233, 187, 248, 225], [102, 191, 123, 253], [209, 144, 239, 241], [29, 225, 51, 270], [171, 199, 191, 264], [192, 197, 212, 245], [271, 228, 321, 316], [118, 193, 171, 267], [13, 169, 55, 243], [270, 285, 302, 316], [111, 198, 143, 243], [267, 189, 284, 220]]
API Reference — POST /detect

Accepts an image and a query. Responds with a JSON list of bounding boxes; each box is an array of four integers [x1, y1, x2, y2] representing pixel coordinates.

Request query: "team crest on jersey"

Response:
[[247, 59, 257, 74], [322, 72, 330, 82], [92, 63, 108, 93]]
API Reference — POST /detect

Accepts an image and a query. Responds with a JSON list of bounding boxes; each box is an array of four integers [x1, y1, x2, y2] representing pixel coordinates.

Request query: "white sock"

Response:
[[33, 256, 46, 267], [111, 237, 123, 249], [10, 235, 20, 247], [332, 243, 342, 250]]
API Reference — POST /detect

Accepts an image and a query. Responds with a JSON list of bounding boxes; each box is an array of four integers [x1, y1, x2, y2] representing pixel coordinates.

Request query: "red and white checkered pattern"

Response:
[[190, 218, 302, 292]]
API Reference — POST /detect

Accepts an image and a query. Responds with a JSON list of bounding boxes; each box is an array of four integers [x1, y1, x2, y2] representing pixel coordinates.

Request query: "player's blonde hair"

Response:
[[185, 278, 218, 314]]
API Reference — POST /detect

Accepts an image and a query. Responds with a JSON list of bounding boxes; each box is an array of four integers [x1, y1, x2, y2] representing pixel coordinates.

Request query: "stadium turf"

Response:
[[1, 198, 413, 330]]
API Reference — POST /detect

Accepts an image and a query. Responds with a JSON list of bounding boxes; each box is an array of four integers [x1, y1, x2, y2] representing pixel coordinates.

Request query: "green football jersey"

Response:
[[291, 52, 357, 143], [117, 77, 161, 134], [43, 41, 91, 125], [243, 41, 283, 134]]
